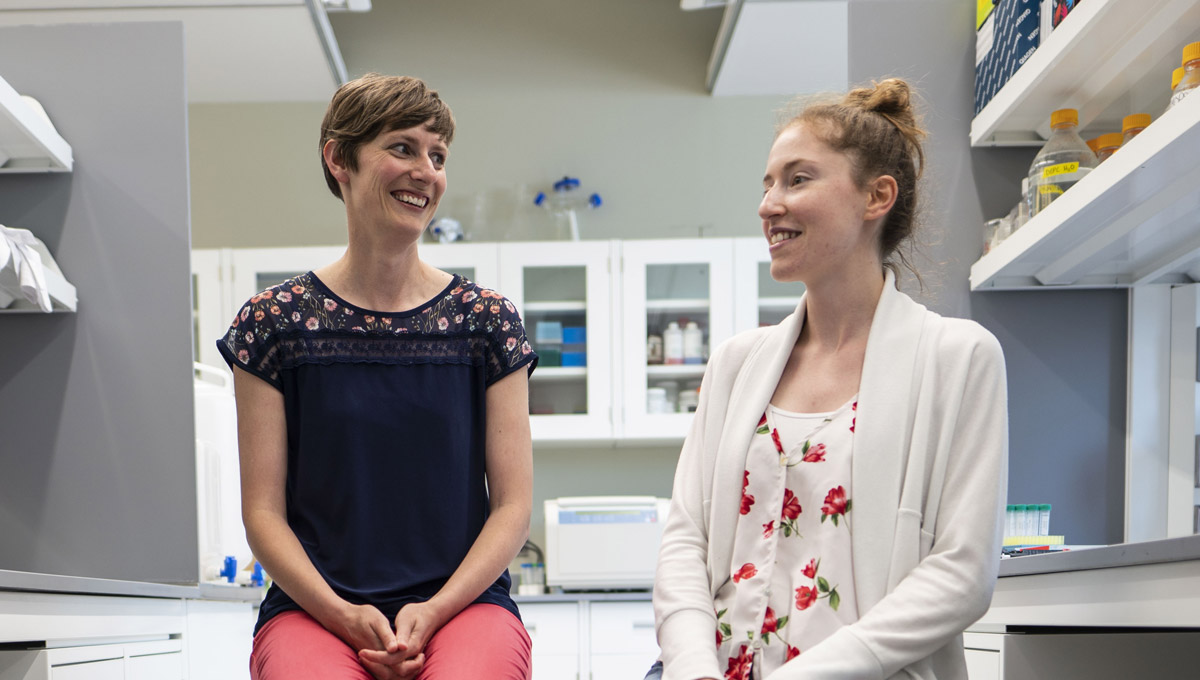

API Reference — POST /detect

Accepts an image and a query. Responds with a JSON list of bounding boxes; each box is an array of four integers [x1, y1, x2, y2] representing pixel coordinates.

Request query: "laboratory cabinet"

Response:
[[0, 586, 257, 680], [193, 236, 798, 444], [518, 597, 657, 680]]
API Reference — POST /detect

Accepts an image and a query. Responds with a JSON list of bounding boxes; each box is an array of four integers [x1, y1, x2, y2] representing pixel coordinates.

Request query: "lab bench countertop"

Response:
[[997, 533, 1200, 577], [0, 568, 264, 602]]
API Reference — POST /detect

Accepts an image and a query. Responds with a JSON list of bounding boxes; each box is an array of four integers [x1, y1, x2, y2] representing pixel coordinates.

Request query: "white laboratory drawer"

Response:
[[522, 602, 579, 654], [51, 659, 124, 680], [591, 653, 658, 680], [589, 601, 657, 656]]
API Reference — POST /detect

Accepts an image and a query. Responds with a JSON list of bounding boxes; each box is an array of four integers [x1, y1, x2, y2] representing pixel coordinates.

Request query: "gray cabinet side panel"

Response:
[[0, 22, 197, 583]]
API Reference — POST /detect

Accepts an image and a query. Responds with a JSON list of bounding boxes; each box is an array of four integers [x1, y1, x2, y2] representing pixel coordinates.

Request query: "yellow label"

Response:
[[1042, 162, 1079, 179], [976, 0, 996, 30], [1038, 184, 1064, 196]]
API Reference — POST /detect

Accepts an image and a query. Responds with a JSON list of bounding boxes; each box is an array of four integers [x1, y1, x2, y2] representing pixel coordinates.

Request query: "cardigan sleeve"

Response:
[[767, 324, 1009, 680], [654, 340, 728, 680]]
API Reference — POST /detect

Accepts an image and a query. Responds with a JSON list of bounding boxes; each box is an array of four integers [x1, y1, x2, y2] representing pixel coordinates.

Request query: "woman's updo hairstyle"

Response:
[[319, 73, 455, 200], [781, 78, 927, 279]]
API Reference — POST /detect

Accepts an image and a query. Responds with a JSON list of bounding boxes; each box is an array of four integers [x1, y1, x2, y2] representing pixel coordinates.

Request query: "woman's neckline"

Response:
[[305, 270, 460, 318], [769, 395, 857, 419]]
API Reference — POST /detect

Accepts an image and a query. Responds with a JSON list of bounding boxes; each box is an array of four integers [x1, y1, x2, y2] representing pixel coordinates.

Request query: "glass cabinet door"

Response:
[[620, 239, 734, 440], [733, 237, 804, 333], [498, 241, 616, 441], [191, 248, 233, 371]]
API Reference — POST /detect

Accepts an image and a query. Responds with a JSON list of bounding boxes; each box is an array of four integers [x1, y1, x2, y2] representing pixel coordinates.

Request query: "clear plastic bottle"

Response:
[[682, 321, 704, 365], [1027, 108, 1098, 217], [1121, 113, 1151, 144], [662, 321, 684, 365], [1093, 133, 1123, 162], [1167, 42, 1200, 111]]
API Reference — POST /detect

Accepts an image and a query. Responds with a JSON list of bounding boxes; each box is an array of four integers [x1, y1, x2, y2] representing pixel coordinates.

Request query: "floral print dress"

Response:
[[713, 398, 858, 680]]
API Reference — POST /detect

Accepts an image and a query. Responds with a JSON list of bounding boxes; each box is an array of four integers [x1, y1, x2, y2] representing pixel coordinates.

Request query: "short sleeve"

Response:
[[216, 286, 296, 391], [482, 293, 538, 386]]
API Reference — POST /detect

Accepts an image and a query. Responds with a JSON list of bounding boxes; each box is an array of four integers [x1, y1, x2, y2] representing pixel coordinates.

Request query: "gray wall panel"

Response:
[[0, 22, 197, 583]]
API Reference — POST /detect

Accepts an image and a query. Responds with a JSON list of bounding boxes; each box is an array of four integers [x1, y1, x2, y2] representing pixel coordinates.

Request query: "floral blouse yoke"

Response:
[[715, 397, 859, 680]]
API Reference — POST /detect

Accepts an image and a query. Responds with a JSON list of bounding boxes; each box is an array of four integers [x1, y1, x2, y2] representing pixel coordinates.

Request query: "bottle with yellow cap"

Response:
[[1121, 114, 1151, 145], [1093, 133, 1123, 162], [1168, 41, 1200, 111], [1027, 108, 1098, 216]]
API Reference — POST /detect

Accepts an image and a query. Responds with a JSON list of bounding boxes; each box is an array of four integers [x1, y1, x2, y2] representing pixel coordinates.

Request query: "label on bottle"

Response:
[[1169, 87, 1194, 109], [1041, 162, 1079, 179]]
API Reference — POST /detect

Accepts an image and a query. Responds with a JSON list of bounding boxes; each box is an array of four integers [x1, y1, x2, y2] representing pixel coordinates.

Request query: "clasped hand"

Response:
[[347, 602, 438, 680]]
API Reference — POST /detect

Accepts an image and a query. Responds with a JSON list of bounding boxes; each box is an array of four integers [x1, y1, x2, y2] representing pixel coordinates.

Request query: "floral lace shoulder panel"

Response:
[[216, 272, 536, 389]]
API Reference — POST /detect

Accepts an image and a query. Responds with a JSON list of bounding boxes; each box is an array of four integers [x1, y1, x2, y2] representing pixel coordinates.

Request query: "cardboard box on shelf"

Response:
[[975, 0, 1042, 115]]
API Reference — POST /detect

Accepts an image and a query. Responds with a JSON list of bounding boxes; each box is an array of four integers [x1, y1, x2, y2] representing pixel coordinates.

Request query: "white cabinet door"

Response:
[[620, 239, 735, 440], [51, 659, 123, 680], [191, 248, 233, 370], [732, 237, 804, 334], [184, 599, 254, 680], [228, 245, 345, 305], [126, 652, 183, 680], [590, 654, 657, 680], [499, 241, 617, 441], [589, 601, 658, 680], [521, 602, 580, 679]]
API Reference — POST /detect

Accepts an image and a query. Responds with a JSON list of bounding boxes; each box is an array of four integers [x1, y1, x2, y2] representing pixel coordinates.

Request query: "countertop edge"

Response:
[[998, 534, 1200, 577], [0, 569, 263, 602]]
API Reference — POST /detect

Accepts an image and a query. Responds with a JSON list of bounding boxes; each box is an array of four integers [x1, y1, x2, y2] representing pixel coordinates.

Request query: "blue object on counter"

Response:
[[562, 326, 586, 344], [251, 562, 264, 587], [562, 351, 587, 367], [220, 555, 237, 583]]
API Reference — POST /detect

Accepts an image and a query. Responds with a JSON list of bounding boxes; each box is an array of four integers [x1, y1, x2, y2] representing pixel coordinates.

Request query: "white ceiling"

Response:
[[0, 0, 345, 103]]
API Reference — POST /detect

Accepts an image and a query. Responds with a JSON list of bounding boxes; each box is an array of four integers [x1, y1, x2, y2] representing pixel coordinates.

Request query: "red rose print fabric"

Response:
[[711, 398, 858, 677]]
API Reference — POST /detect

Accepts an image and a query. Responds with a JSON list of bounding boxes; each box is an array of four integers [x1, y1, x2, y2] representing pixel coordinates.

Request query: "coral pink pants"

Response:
[[250, 604, 531, 679]]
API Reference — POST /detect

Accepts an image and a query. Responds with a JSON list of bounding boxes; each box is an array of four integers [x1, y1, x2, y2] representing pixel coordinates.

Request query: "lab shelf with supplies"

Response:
[[0, 74, 72, 172]]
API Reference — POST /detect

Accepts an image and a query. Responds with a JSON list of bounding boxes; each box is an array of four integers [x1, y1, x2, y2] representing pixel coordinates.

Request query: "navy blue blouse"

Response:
[[217, 271, 537, 634]]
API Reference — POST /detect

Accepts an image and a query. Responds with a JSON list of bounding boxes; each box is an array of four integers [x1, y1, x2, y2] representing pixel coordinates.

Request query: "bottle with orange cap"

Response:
[[1093, 133, 1123, 162], [1121, 114, 1151, 145], [1168, 41, 1200, 111], [1026, 108, 1098, 216]]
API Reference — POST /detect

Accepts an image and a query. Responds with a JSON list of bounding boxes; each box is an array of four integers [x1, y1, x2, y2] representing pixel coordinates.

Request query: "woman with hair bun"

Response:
[[649, 79, 1008, 679]]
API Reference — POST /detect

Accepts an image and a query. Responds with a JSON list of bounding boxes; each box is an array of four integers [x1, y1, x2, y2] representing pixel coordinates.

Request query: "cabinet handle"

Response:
[[524, 624, 537, 633], [632, 621, 655, 630]]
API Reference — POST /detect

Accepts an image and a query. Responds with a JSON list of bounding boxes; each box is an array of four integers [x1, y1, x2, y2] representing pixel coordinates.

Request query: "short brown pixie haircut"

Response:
[[319, 73, 456, 199]]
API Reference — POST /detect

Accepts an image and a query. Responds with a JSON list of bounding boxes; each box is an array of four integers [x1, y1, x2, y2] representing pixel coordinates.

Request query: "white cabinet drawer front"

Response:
[[521, 603, 579, 655], [51, 658, 124, 680], [531, 653, 578, 680], [591, 653, 659, 680], [589, 602, 658, 655], [127, 652, 183, 680], [963, 648, 1000, 680]]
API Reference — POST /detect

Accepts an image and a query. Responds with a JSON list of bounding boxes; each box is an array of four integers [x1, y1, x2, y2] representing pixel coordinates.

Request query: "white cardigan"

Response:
[[653, 274, 1008, 680]]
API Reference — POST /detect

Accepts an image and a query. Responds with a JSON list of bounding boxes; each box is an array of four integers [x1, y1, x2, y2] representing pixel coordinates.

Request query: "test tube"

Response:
[[1038, 504, 1051, 536], [1013, 505, 1026, 537], [1005, 505, 1015, 538]]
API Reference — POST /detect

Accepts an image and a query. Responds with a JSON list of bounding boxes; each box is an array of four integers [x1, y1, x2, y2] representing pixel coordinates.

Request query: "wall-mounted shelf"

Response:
[[0, 260, 77, 312], [970, 0, 1200, 147], [0, 75, 72, 172], [970, 91, 1200, 290]]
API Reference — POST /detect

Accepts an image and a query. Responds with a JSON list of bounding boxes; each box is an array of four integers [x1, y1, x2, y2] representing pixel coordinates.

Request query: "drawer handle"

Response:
[[632, 621, 655, 630], [525, 624, 537, 633]]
